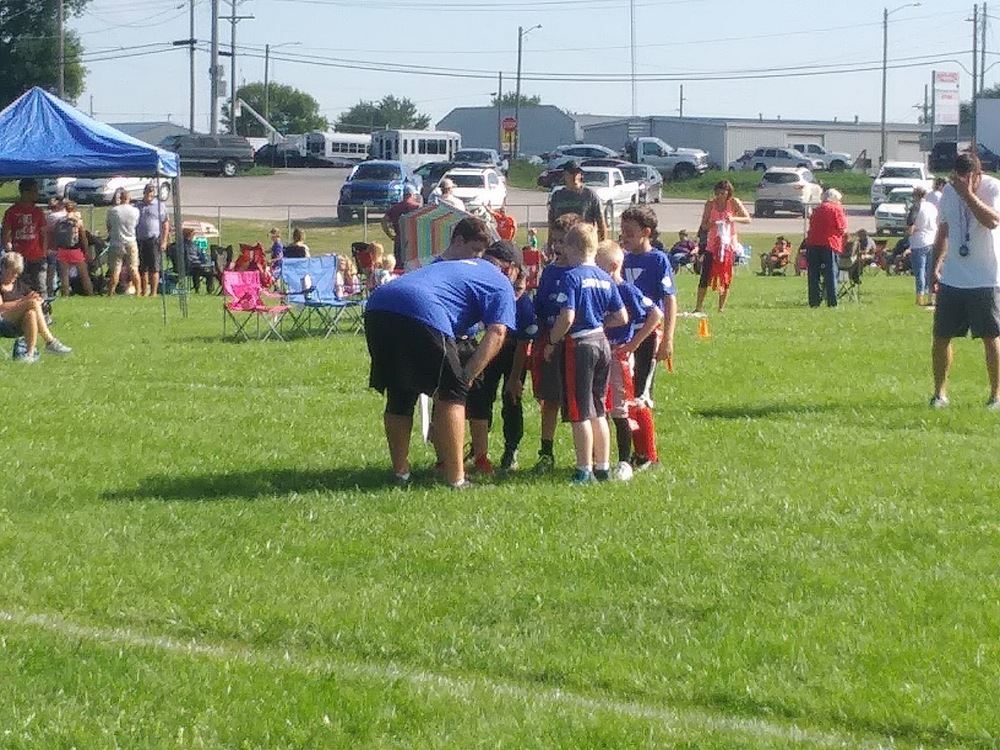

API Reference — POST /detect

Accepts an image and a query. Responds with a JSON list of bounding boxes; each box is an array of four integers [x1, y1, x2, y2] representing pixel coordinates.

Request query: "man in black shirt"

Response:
[[547, 161, 607, 240]]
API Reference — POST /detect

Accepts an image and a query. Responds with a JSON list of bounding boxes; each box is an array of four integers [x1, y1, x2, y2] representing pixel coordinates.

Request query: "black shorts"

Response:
[[365, 310, 469, 416], [933, 284, 1000, 339], [698, 253, 714, 289], [562, 331, 611, 422], [138, 237, 162, 273], [467, 338, 517, 421]]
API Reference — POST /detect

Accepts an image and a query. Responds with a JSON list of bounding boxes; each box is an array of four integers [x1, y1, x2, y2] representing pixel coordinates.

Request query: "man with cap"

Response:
[[136, 183, 170, 297], [430, 177, 466, 212], [364, 217, 520, 488], [381, 183, 423, 266], [547, 161, 607, 241], [2, 179, 48, 294]]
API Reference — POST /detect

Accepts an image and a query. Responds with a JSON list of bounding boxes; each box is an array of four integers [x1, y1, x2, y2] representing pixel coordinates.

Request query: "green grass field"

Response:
[[2, 265, 999, 749]]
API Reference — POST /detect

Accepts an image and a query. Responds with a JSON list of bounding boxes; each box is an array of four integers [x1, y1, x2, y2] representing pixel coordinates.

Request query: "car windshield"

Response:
[[582, 172, 608, 186], [763, 172, 801, 184], [455, 151, 491, 162], [352, 164, 402, 181], [888, 190, 914, 204], [619, 167, 645, 180], [447, 174, 485, 188], [880, 167, 922, 180]]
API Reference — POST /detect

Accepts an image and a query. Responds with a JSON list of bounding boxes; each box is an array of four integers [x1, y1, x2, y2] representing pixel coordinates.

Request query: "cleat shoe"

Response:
[[532, 453, 555, 475], [929, 396, 949, 409], [499, 449, 518, 472], [473, 454, 495, 476], [571, 469, 594, 485], [632, 454, 653, 472], [45, 339, 72, 355], [988, 399, 1000, 410], [450, 478, 475, 490], [393, 472, 412, 487]]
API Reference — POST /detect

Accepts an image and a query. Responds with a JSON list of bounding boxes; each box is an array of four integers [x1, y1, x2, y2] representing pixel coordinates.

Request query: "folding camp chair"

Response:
[[222, 270, 290, 341], [277, 256, 317, 337], [351, 241, 376, 292], [837, 245, 861, 303], [302, 254, 365, 336], [211, 244, 233, 293]]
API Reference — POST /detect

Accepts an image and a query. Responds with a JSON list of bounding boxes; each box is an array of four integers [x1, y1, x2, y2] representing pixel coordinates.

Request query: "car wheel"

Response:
[[158, 183, 172, 202], [674, 163, 696, 180], [754, 163, 767, 171], [829, 160, 847, 172], [337, 206, 354, 223], [654, 187, 661, 203], [220, 159, 238, 178]]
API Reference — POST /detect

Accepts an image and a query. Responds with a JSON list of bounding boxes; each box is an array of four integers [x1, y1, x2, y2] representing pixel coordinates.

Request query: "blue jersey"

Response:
[[366, 258, 516, 337], [514, 293, 539, 341], [560, 265, 624, 334], [534, 264, 568, 330], [622, 248, 675, 309], [606, 281, 655, 346]]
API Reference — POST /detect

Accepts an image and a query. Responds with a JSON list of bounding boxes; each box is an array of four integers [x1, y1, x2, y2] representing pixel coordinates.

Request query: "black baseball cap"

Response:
[[562, 160, 583, 174], [485, 239, 522, 268]]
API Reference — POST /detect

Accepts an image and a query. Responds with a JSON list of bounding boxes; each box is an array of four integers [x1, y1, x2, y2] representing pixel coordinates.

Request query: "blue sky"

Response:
[[71, 0, 979, 133]]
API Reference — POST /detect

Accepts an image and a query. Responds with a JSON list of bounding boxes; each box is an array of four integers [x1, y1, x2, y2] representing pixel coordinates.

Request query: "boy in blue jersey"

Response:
[[620, 205, 677, 470], [365, 218, 518, 488], [530, 213, 580, 474], [544, 223, 627, 484], [466, 267, 537, 472], [596, 240, 664, 481]]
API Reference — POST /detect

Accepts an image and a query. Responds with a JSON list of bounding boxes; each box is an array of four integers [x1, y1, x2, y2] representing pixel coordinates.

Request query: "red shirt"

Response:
[[805, 201, 848, 253], [2, 202, 47, 261]]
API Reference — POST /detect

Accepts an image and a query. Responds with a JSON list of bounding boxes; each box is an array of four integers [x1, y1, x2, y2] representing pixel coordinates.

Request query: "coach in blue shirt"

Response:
[[365, 217, 519, 488]]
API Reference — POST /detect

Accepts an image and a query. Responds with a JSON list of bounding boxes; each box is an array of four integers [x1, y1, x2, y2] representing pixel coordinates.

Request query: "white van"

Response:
[[369, 130, 461, 169]]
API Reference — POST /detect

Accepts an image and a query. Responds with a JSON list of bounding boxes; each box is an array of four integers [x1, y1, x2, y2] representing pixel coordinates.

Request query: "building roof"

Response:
[[578, 114, 927, 132]]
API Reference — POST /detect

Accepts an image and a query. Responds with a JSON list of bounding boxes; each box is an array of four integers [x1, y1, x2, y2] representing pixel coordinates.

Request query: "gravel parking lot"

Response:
[[181, 168, 875, 235]]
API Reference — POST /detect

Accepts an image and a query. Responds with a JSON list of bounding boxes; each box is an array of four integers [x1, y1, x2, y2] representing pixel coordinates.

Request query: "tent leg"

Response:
[[172, 177, 187, 319]]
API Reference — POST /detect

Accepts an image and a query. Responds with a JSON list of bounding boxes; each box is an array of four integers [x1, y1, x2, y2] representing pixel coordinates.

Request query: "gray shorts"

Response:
[[532, 329, 563, 404], [933, 284, 1000, 339], [562, 331, 611, 423]]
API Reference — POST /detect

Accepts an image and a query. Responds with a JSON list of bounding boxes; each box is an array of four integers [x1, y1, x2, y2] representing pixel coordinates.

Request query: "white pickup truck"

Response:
[[550, 166, 640, 225], [624, 136, 710, 180]]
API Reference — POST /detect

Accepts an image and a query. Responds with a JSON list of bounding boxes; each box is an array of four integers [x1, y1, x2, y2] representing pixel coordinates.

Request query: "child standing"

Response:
[[620, 206, 677, 470], [371, 253, 396, 288], [545, 223, 627, 484], [596, 240, 663, 481]]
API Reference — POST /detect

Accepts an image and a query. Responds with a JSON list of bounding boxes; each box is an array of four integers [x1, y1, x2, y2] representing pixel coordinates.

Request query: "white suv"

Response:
[[547, 144, 620, 169], [754, 167, 822, 217], [869, 162, 933, 213], [441, 167, 507, 211], [789, 143, 853, 172], [747, 147, 824, 172]]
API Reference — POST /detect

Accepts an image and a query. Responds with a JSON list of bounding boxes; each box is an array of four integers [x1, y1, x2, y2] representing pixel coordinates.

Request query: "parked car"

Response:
[[158, 133, 255, 177], [870, 161, 933, 213], [788, 143, 852, 172], [618, 163, 663, 204], [622, 136, 710, 180], [337, 160, 422, 222], [874, 187, 916, 235], [928, 141, 1000, 172], [746, 147, 824, 172], [536, 157, 629, 188], [441, 167, 507, 211], [68, 176, 170, 205], [452, 148, 509, 175], [728, 151, 754, 171], [754, 167, 822, 217], [39, 177, 77, 200], [546, 144, 620, 169], [415, 161, 462, 201], [549, 166, 639, 225]]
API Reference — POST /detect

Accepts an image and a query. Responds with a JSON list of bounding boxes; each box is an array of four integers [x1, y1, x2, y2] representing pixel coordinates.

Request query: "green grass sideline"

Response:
[[0, 272, 998, 748]]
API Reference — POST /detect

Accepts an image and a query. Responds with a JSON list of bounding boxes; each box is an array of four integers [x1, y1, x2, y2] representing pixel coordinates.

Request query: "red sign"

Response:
[[501, 117, 517, 133]]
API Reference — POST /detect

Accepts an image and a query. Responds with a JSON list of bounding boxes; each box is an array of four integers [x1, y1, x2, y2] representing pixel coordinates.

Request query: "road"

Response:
[[179, 168, 876, 236]]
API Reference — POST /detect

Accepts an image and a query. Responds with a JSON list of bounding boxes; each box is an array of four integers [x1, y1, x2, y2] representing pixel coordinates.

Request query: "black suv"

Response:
[[158, 134, 255, 177], [928, 141, 1000, 172]]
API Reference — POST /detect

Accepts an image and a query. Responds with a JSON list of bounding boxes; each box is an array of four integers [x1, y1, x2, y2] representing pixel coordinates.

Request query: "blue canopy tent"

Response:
[[0, 87, 187, 319]]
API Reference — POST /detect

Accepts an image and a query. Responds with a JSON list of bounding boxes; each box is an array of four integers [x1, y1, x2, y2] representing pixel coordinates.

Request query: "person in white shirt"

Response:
[[931, 153, 1000, 408], [430, 178, 466, 212], [925, 176, 947, 208], [907, 187, 939, 306], [105, 188, 141, 296]]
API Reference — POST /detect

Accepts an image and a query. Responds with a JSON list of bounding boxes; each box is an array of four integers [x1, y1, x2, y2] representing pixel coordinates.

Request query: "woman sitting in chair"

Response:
[[0, 252, 72, 361]]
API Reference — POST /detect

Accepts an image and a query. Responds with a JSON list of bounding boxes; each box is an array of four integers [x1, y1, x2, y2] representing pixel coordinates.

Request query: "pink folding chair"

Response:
[[222, 270, 290, 341]]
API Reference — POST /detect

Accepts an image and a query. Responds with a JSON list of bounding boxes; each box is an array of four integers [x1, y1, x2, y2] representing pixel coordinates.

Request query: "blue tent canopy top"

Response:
[[0, 87, 179, 179]]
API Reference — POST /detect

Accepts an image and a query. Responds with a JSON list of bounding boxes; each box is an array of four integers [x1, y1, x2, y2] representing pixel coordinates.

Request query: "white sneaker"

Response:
[[45, 339, 72, 355], [929, 396, 949, 409], [613, 461, 634, 481]]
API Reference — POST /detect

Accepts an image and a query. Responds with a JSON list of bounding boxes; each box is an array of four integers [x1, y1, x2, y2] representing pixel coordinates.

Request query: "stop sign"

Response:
[[501, 117, 517, 133]]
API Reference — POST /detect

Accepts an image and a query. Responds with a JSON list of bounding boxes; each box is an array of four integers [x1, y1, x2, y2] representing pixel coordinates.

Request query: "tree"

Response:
[[222, 82, 327, 136], [335, 95, 430, 132], [490, 92, 541, 107], [0, 0, 90, 108]]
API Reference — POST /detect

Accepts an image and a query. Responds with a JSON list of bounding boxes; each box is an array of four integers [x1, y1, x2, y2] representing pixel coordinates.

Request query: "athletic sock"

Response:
[[613, 417, 632, 463], [633, 407, 658, 463], [540, 439, 554, 457]]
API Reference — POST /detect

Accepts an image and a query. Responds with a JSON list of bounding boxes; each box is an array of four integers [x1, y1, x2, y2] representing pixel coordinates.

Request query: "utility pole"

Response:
[[210, 0, 220, 134], [982, 2, 988, 94], [930, 69, 937, 148], [629, 0, 637, 116], [226, 0, 254, 135], [496, 71, 503, 153], [678, 84, 685, 118], [189, 0, 196, 132], [973, 3, 979, 147], [880, 7, 888, 166], [57, 0, 65, 97], [513, 24, 541, 159], [264, 44, 271, 122]]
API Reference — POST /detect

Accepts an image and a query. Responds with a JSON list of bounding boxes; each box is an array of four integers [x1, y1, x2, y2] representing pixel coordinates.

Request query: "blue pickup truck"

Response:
[[337, 160, 423, 222]]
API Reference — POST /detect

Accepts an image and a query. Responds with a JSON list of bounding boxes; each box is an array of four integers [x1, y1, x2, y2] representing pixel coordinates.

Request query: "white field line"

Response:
[[0, 609, 891, 749]]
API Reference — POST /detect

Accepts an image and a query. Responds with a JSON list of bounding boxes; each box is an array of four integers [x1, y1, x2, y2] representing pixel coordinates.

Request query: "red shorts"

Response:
[[57, 248, 87, 265]]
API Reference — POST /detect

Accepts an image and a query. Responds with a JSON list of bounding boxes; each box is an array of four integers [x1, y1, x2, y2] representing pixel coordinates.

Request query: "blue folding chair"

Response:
[[278, 256, 315, 336], [305, 254, 365, 336]]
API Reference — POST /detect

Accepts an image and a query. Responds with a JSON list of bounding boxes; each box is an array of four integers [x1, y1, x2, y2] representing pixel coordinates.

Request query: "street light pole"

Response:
[[264, 43, 271, 122], [514, 24, 540, 159], [880, 3, 920, 166]]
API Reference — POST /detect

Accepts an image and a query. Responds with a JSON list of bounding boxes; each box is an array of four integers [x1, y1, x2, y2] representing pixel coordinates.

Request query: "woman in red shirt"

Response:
[[804, 188, 848, 308], [694, 180, 751, 313]]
